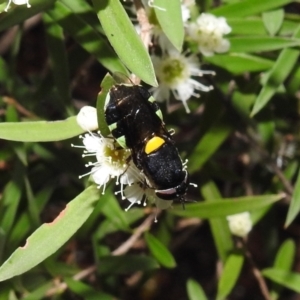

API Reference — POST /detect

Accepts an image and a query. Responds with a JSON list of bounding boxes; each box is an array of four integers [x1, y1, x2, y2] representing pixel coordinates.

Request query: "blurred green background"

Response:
[[1, 0, 300, 299]]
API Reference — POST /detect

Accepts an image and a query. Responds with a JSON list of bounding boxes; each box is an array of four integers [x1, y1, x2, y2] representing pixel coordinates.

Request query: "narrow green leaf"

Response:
[[287, 64, 300, 94], [11, 142, 27, 166], [228, 18, 298, 36], [154, 0, 184, 51], [0, 185, 100, 281], [97, 73, 115, 137], [0, 116, 84, 142], [98, 255, 159, 274], [43, 13, 71, 104], [270, 239, 296, 300], [263, 268, 300, 293], [250, 85, 278, 117], [268, 47, 300, 84], [274, 239, 296, 269], [217, 253, 244, 300], [262, 9, 284, 36], [46, 2, 127, 74], [204, 53, 274, 74], [0, 0, 56, 31], [145, 232, 176, 268], [202, 182, 233, 262], [0, 58, 10, 86], [251, 26, 300, 116], [6, 213, 31, 255], [187, 279, 208, 300], [92, 0, 157, 86], [95, 207, 144, 241], [0, 229, 5, 264], [101, 192, 130, 231], [285, 168, 300, 227], [22, 281, 55, 300], [24, 177, 40, 228], [171, 194, 284, 218], [228, 18, 267, 36], [0, 178, 23, 234], [229, 37, 300, 53], [210, 0, 294, 18], [65, 278, 114, 300], [60, 0, 99, 28], [188, 114, 232, 173]]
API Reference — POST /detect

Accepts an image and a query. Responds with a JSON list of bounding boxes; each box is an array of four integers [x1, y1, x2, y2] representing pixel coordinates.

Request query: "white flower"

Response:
[[151, 49, 215, 113], [181, 4, 191, 23], [137, 0, 191, 51], [74, 132, 174, 212], [72, 133, 135, 194], [227, 212, 252, 238], [124, 183, 173, 211], [187, 13, 231, 56], [5, 0, 30, 11], [76, 106, 98, 131]]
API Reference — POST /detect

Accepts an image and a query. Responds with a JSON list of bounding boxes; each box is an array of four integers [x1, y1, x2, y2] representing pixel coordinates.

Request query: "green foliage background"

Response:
[[0, 0, 300, 299]]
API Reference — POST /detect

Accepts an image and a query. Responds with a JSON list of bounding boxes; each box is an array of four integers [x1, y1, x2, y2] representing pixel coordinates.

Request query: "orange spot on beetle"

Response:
[[145, 136, 165, 154]]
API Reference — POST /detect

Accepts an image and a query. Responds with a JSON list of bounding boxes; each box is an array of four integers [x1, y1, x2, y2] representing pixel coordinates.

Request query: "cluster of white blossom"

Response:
[[142, 0, 231, 113], [75, 106, 173, 211]]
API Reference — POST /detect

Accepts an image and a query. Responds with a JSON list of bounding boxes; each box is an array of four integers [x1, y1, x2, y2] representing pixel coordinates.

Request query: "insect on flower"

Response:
[[104, 77, 194, 207]]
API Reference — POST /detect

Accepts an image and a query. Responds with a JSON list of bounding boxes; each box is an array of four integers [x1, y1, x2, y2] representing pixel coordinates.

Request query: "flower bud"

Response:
[[227, 212, 252, 238], [76, 106, 98, 131]]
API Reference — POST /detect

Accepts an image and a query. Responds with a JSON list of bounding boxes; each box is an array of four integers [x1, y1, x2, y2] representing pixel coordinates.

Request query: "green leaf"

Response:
[[171, 194, 284, 218], [97, 73, 115, 137], [202, 182, 233, 262], [270, 239, 296, 300], [43, 13, 71, 104], [98, 255, 159, 274], [262, 9, 284, 36], [262, 268, 300, 293], [228, 18, 267, 36], [0, 185, 100, 281], [65, 278, 114, 300], [24, 177, 40, 228], [285, 168, 300, 227], [188, 114, 232, 173], [0, 177, 23, 234], [22, 281, 54, 300], [187, 279, 208, 300], [154, 0, 184, 51], [229, 36, 300, 53], [144, 232, 176, 268], [92, 0, 157, 86], [0, 0, 56, 31], [274, 239, 296, 270], [217, 253, 244, 300], [228, 18, 298, 36], [210, 0, 294, 18], [46, 2, 127, 74], [250, 85, 278, 117], [287, 64, 300, 94], [100, 189, 130, 231], [6, 213, 31, 255], [0, 116, 84, 142], [251, 26, 300, 116], [204, 53, 274, 74]]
